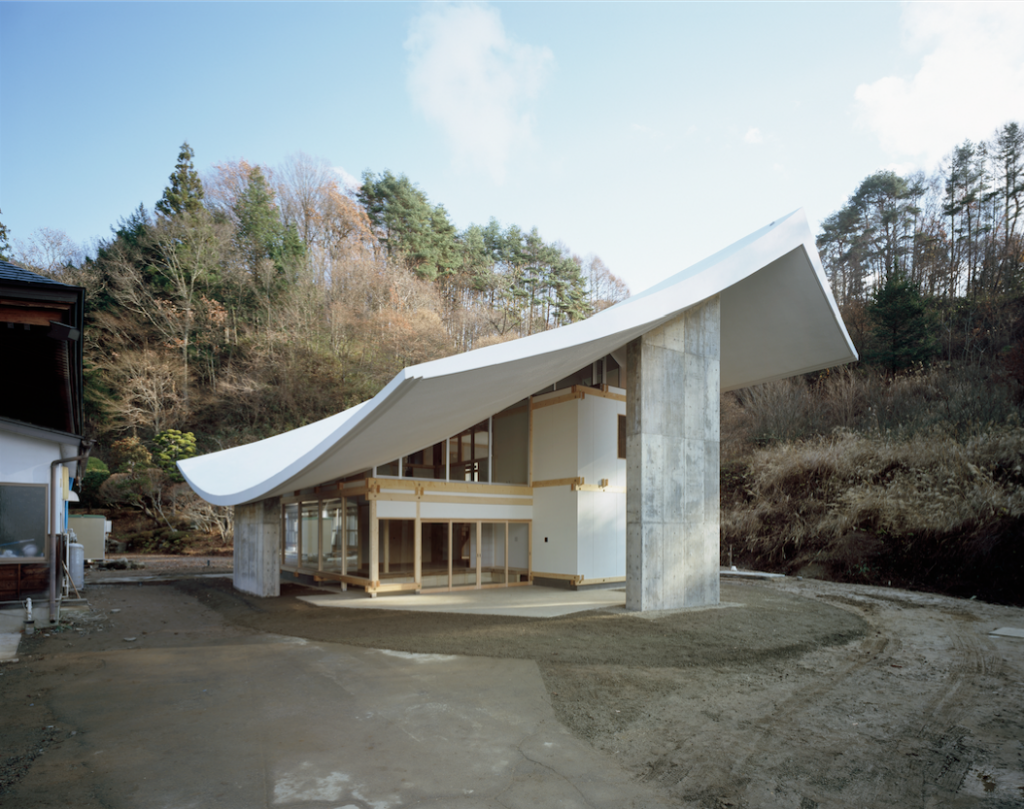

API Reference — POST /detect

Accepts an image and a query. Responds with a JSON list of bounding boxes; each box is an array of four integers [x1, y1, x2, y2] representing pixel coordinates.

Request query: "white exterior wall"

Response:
[[530, 390, 627, 580], [0, 430, 78, 536], [418, 502, 532, 521], [531, 398, 579, 574], [576, 490, 626, 580], [532, 398, 578, 481], [576, 391, 627, 580], [577, 391, 626, 488], [531, 487, 577, 574]]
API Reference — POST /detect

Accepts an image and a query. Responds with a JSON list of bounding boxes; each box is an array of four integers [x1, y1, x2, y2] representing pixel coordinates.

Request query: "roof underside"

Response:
[[180, 210, 857, 506], [0, 261, 85, 437]]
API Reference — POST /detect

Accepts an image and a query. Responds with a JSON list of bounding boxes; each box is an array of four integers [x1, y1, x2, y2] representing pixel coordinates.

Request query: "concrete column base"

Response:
[[233, 497, 281, 598], [626, 296, 720, 611]]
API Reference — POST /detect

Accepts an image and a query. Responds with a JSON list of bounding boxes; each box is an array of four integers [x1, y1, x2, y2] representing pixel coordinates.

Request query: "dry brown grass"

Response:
[[730, 364, 1019, 443], [723, 424, 1024, 557]]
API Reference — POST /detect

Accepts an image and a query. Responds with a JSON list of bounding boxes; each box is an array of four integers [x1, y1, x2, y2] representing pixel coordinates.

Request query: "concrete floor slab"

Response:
[[298, 585, 626, 618]]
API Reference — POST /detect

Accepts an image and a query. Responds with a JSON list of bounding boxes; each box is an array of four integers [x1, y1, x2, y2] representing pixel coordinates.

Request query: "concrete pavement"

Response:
[[9, 585, 672, 809]]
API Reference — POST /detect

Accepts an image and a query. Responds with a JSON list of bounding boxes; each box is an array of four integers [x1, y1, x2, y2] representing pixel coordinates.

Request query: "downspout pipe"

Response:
[[49, 445, 93, 624]]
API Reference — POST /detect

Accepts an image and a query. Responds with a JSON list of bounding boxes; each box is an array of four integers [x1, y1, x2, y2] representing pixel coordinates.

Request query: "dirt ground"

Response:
[[2, 561, 1023, 808]]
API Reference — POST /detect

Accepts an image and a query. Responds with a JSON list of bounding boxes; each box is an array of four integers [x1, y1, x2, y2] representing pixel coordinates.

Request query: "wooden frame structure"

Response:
[[278, 475, 536, 597]]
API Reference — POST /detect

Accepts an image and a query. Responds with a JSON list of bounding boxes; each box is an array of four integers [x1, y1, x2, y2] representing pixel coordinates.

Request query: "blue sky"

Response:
[[2, 2, 1023, 293]]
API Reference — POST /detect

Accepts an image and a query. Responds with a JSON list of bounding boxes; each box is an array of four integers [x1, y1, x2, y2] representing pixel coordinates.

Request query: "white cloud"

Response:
[[744, 127, 763, 144], [405, 3, 554, 183], [855, 2, 1024, 167], [332, 166, 361, 193]]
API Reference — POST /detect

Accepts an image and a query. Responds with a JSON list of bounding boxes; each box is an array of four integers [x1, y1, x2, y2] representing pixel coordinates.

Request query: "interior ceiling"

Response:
[[180, 210, 858, 507]]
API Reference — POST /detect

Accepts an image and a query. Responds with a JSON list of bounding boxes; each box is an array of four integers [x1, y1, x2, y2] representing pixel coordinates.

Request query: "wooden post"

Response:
[[475, 520, 482, 589], [369, 500, 379, 598], [527, 521, 533, 582], [527, 396, 534, 486], [447, 521, 453, 590], [414, 507, 422, 591], [280, 503, 286, 566], [297, 503, 303, 569], [317, 500, 324, 572], [383, 519, 390, 574], [340, 496, 348, 591]]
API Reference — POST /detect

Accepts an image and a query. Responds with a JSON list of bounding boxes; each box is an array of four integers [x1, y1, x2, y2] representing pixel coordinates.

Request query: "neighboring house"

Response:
[[0, 260, 87, 612], [181, 211, 858, 610]]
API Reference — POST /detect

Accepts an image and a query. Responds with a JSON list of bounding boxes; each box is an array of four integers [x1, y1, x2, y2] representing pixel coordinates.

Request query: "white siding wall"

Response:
[[418, 502, 532, 521], [576, 490, 626, 579], [577, 391, 626, 487], [0, 431, 77, 534], [575, 392, 627, 579], [531, 487, 577, 574], [532, 400, 578, 481]]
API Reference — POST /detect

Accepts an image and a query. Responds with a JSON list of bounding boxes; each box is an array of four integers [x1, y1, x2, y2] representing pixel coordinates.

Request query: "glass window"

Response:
[[0, 484, 48, 562], [283, 503, 298, 566]]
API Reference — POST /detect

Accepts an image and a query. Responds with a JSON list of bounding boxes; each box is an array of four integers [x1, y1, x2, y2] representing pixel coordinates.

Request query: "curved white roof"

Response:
[[180, 210, 856, 506]]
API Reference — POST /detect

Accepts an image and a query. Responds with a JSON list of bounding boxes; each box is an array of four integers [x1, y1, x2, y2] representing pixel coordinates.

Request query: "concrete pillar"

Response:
[[233, 497, 282, 598], [626, 296, 720, 611]]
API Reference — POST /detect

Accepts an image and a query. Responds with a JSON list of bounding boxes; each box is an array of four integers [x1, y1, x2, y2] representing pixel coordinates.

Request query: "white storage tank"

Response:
[[68, 541, 85, 592]]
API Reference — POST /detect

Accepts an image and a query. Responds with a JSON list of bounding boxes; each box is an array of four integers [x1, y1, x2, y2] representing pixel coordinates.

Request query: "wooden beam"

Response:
[[532, 477, 583, 489], [374, 581, 420, 593], [370, 477, 531, 496], [577, 385, 626, 403], [531, 570, 584, 585], [531, 391, 580, 410]]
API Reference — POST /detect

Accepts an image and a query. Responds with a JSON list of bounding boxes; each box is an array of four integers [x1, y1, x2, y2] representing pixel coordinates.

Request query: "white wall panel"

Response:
[[531, 487, 577, 574], [576, 490, 626, 580], [0, 432, 61, 483], [532, 401, 577, 481], [418, 502, 532, 521], [375, 500, 417, 519], [577, 394, 626, 487]]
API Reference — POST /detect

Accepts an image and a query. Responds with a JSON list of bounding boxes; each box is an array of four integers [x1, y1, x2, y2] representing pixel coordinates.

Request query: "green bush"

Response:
[[152, 429, 197, 482], [79, 456, 111, 508]]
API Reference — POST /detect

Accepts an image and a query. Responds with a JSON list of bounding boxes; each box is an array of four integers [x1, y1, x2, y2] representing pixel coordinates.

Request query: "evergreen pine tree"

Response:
[[866, 271, 936, 374], [156, 142, 205, 217], [0, 208, 10, 260]]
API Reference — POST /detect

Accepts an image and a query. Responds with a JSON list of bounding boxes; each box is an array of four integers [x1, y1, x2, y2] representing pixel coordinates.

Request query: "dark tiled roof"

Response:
[[0, 258, 73, 287]]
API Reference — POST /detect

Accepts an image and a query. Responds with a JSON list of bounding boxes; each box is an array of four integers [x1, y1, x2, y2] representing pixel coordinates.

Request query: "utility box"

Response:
[[68, 515, 110, 561]]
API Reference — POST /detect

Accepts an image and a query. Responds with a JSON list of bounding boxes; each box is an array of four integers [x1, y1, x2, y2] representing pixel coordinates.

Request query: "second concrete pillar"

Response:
[[625, 296, 721, 611]]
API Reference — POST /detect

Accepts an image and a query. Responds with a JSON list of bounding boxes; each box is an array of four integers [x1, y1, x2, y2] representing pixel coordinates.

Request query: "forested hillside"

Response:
[[3, 124, 1022, 602], [724, 121, 1024, 605], [4, 146, 628, 450]]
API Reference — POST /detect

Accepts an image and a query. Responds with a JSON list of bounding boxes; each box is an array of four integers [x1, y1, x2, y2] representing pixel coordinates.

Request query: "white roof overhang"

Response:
[[180, 210, 856, 506]]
